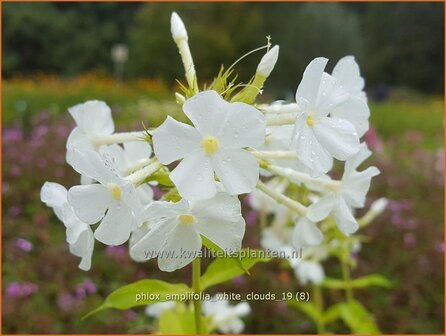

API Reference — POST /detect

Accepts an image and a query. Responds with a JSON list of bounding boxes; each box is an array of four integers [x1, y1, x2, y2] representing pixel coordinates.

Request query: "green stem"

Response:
[[313, 285, 326, 334], [192, 258, 202, 334], [341, 256, 354, 303]]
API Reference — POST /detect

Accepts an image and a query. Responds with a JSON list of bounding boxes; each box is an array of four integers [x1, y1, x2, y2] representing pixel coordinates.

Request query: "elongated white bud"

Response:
[[256, 45, 279, 77], [370, 197, 388, 215], [171, 12, 188, 41]]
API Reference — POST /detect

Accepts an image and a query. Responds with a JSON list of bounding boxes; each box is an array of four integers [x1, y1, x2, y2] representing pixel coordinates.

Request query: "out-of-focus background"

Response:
[[2, 2, 444, 334]]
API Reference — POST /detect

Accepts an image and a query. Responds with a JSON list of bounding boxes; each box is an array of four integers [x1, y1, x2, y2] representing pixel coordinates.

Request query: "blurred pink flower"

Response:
[[403, 233, 416, 247], [6, 282, 38, 298], [15, 238, 33, 252], [364, 126, 384, 153], [3, 127, 23, 143], [8, 206, 22, 218]]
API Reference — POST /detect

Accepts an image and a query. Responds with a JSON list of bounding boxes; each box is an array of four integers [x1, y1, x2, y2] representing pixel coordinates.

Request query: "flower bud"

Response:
[[370, 197, 388, 215], [171, 12, 188, 41], [256, 45, 279, 77]]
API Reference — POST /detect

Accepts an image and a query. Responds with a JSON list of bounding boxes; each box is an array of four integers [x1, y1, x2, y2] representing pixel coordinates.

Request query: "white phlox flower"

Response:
[[66, 148, 141, 246], [203, 296, 251, 334], [152, 90, 266, 200], [292, 260, 325, 285], [130, 191, 245, 272], [66, 100, 114, 153], [292, 57, 361, 175], [292, 216, 324, 250], [330, 56, 370, 136], [145, 301, 176, 318], [307, 143, 380, 235], [40, 182, 94, 271]]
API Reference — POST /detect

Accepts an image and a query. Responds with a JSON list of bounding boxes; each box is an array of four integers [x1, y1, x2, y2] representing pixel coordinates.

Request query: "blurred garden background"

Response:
[[2, 2, 444, 334]]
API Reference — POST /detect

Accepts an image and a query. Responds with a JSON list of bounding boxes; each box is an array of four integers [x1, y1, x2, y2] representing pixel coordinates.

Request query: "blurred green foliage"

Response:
[[3, 2, 444, 93]]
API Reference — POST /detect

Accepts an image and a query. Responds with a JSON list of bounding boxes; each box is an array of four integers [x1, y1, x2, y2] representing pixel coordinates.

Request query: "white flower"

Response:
[[152, 90, 266, 200], [292, 217, 323, 250], [292, 260, 325, 285], [261, 227, 294, 259], [40, 182, 94, 271], [66, 149, 140, 245], [145, 301, 175, 318], [171, 12, 188, 41], [130, 191, 245, 272], [292, 57, 360, 175], [203, 296, 251, 334], [66, 100, 114, 152], [307, 144, 380, 235], [330, 56, 370, 136], [256, 45, 279, 77]]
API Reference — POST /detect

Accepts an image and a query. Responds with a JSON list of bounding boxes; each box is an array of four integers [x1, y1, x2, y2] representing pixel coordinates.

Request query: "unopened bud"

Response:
[[171, 12, 188, 41], [370, 197, 388, 215], [256, 45, 279, 77]]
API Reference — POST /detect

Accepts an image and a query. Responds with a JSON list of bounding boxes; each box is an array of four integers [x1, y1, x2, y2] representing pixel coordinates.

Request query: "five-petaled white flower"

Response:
[[130, 191, 245, 272], [66, 100, 114, 152], [307, 143, 380, 235], [152, 90, 266, 200], [203, 296, 251, 334], [66, 148, 140, 245], [330, 56, 370, 136], [292, 57, 360, 175], [40, 182, 94, 271]]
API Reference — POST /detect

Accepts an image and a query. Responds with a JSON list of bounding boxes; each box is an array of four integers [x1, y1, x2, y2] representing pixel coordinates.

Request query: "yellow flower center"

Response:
[[201, 136, 219, 155], [178, 214, 196, 225], [107, 183, 122, 200], [306, 114, 316, 126]]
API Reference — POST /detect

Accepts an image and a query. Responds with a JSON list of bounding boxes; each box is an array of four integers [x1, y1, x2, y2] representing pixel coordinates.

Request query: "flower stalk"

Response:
[[192, 258, 203, 334], [126, 161, 163, 186], [93, 131, 148, 147]]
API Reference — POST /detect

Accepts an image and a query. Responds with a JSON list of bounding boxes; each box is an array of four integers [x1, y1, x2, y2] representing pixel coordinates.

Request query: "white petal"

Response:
[[131, 218, 178, 261], [66, 127, 95, 152], [342, 166, 380, 208], [332, 197, 359, 235], [68, 184, 111, 224], [212, 148, 259, 195], [332, 56, 365, 93], [295, 57, 328, 108], [292, 123, 333, 175], [41, 182, 68, 208], [219, 102, 266, 148], [234, 302, 251, 316], [192, 192, 245, 253], [136, 184, 154, 205], [68, 100, 114, 136], [307, 193, 336, 222], [183, 90, 229, 136], [315, 73, 349, 116], [158, 223, 201, 272], [292, 217, 323, 250], [312, 117, 360, 160], [344, 142, 371, 175], [68, 225, 94, 271], [94, 202, 135, 245], [331, 97, 370, 137], [170, 151, 216, 200], [220, 317, 245, 334], [123, 141, 152, 164], [66, 149, 114, 185], [152, 116, 201, 164], [99, 144, 126, 173]]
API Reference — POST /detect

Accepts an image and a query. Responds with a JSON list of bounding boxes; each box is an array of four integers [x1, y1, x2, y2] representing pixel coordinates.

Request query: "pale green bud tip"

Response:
[[256, 45, 279, 77], [370, 197, 388, 215], [171, 12, 188, 41]]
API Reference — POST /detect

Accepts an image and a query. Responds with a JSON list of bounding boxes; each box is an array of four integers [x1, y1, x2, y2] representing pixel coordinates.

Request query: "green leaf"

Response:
[[200, 249, 270, 290], [321, 274, 392, 290], [158, 309, 208, 334], [338, 300, 381, 334], [287, 300, 321, 322], [322, 303, 343, 324], [83, 280, 191, 319]]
